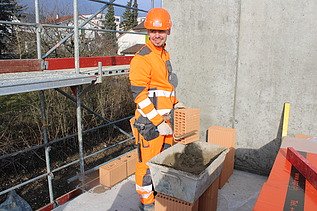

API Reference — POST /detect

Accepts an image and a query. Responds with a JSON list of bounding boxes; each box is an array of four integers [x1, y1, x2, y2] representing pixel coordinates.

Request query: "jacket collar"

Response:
[[146, 40, 166, 55]]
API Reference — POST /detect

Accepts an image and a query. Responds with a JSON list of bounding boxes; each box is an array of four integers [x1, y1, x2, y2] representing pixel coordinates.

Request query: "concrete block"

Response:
[[99, 159, 127, 187], [174, 108, 200, 144], [155, 193, 199, 211]]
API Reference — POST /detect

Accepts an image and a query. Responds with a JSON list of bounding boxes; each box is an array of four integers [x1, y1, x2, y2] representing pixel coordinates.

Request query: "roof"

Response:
[[121, 44, 144, 55], [43, 15, 73, 24], [43, 15, 101, 29], [133, 21, 146, 32]]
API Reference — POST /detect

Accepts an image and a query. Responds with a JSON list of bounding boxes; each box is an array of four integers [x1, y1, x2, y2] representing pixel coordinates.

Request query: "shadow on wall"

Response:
[[233, 106, 286, 176]]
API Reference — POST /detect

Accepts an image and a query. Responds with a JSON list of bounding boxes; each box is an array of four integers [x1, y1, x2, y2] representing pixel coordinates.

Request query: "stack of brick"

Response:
[[207, 126, 236, 188], [173, 108, 200, 144], [155, 177, 220, 211], [99, 149, 138, 187]]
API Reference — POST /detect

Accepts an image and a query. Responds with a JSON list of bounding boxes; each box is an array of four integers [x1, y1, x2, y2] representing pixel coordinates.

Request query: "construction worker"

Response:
[[129, 7, 184, 211]]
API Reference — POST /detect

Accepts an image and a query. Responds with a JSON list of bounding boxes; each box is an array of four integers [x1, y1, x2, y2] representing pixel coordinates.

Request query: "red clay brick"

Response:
[[174, 108, 200, 144], [198, 177, 219, 211], [207, 126, 236, 148], [155, 193, 199, 211], [208, 126, 236, 188], [99, 159, 127, 187], [123, 150, 138, 176], [155, 177, 219, 211], [218, 148, 235, 188]]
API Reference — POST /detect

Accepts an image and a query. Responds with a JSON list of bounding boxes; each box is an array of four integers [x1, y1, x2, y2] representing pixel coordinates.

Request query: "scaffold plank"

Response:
[[81, 65, 130, 76], [0, 70, 95, 96], [0, 65, 130, 96]]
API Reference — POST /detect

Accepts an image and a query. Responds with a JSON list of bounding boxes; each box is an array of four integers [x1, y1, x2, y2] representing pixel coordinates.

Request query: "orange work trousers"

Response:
[[135, 132, 173, 205]]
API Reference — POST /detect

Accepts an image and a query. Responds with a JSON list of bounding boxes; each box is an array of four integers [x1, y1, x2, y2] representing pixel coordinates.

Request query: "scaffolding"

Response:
[[0, 0, 155, 208]]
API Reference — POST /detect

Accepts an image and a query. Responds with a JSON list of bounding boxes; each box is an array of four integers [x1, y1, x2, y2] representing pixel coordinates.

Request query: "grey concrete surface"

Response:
[[165, 0, 240, 132], [53, 170, 267, 211], [163, 0, 317, 174], [218, 170, 267, 211], [54, 176, 140, 211]]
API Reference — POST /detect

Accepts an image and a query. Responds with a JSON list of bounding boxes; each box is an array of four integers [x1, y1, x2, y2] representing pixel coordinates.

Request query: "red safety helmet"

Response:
[[144, 8, 172, 30]]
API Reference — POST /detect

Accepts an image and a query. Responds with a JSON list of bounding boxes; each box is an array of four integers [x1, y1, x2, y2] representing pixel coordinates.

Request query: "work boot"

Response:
[[139, 202, 155, 211]]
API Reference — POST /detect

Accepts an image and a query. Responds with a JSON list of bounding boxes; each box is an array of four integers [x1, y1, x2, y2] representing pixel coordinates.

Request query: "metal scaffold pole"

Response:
[[35, 0, 54, 204], [73, 0, 85, 184], [73, 0, 80, 73], [89, 0, 147, 12], [76, 85, 85, 182], [41, 4, 109, 59], [0, 0, 154, 206], [35, 0, 41, 58]]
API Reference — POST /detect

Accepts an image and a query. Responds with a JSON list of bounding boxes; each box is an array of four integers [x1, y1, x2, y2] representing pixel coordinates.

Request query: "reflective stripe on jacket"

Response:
[[129, 41, 178, 126]]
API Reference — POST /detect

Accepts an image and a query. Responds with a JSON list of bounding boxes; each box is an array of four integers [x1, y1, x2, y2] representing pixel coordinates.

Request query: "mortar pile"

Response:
[[161, 143, 224, 175]]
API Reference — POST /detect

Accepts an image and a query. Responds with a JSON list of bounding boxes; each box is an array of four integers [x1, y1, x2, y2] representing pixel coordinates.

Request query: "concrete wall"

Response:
[[164, 0, 317, 175]]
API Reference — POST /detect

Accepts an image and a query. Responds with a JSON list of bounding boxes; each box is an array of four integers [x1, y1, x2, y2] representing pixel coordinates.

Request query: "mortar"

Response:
[[147, 141, 228, 203]]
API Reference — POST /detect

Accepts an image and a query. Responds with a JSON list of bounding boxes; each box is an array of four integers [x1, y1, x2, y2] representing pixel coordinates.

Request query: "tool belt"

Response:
[[134, 116, 159, 141], [130, 116, 158, 163]]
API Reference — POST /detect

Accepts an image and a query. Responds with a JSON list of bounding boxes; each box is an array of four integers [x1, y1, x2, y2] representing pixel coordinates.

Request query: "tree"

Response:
[[101, 4, 118, 55], [120, 0, 138, 31], [0, 0, 23, 58], [132, 0, 138, 27]]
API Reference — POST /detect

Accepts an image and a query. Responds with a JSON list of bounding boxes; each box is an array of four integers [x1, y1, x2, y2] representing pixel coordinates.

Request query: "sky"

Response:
[[18, 0, 162, 17]]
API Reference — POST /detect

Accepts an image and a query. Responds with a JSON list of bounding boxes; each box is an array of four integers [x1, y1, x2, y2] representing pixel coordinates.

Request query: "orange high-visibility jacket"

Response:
[[129, 41, 178, 126]]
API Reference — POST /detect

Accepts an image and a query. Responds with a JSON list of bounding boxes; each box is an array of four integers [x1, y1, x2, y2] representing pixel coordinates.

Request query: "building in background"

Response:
[[46, 14, 145, 38], [117, 21, 146, 55], [16, 13, 147, 56]]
